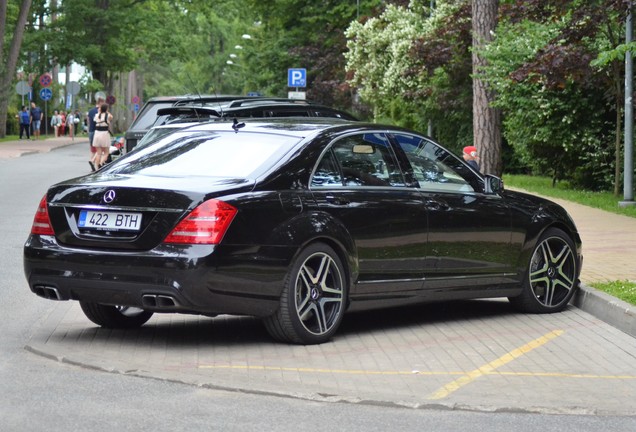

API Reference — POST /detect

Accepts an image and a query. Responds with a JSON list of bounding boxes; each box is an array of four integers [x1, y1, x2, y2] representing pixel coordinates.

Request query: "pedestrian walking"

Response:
[[30, 102, 43, 140], [87, 97, 104, 170], [90, 103, 113, 170], [18, 106, 30, 140]]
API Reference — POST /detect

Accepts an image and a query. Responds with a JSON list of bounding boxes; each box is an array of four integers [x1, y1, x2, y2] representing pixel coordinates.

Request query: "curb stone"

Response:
[[575, 284, 636, 338]]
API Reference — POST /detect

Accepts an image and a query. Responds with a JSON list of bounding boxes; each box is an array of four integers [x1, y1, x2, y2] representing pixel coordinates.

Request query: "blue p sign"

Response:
[[288, 68, 307, 88]]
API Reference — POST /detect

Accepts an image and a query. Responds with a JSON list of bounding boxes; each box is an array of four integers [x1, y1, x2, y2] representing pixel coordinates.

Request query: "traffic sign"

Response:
[[16, 81, 30, 95], [106, 95, 116, 105], [39, 73, 53, 88], [39, 88, 53, 101], [288, 91, 306, 100], [132, 95, 140, 104], [67, 81, 80, 95], [288, 68, 307, 88]]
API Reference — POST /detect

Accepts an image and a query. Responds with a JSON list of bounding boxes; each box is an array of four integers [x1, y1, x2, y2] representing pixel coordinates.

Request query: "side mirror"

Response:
[[484, 175, 504, 195]]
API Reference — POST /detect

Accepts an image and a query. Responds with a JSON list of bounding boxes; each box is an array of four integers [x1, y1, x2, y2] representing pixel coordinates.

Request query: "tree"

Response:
[[480, 0, 628, 191], [0, 0, 33, 138], [242, 0, 384, 110], [472, 0, 501, 176]]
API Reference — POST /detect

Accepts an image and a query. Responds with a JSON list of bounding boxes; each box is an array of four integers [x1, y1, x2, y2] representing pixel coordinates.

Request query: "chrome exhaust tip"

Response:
[[33, 285, 63, 301]]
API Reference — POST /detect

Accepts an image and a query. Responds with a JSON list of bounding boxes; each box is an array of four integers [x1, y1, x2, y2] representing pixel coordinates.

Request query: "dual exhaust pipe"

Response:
[[33, 285, 63, 300], [33, 285, 179, 311]]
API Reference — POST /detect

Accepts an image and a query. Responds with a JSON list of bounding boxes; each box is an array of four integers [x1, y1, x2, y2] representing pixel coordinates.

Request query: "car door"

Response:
[[390, 133, 519, 293], [310, 132, 428, 299]]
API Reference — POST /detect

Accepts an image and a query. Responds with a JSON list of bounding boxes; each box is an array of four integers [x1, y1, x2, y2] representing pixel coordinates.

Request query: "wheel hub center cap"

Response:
[[310, 287, 320, 300], [547, 266, 557, 278]]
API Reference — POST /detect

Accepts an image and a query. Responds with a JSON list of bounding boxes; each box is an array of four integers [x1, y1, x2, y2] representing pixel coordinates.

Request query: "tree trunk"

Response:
[[0, 0, 33, 138], [472, 0, 502, 176]]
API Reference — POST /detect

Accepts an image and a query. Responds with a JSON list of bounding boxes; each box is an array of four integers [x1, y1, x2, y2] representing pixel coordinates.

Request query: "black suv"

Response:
[[126, 97, 358, 152], [124, 95, 249, 153]]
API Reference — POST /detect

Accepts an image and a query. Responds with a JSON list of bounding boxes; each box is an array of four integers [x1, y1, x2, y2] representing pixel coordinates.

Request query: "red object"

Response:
[[463, 146, 477, 156], [164, 199, 237, 244], [31, 195, 55, 235], [39, 73, 52, 88]]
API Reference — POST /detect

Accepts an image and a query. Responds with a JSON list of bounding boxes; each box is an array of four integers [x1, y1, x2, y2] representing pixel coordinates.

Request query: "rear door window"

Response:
[[312, 133, 405, 187]]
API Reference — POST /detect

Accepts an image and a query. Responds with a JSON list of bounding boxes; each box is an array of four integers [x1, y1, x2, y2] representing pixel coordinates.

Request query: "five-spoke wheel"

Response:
[[264, 243, 346, 344], [509, 228, 578, 313]]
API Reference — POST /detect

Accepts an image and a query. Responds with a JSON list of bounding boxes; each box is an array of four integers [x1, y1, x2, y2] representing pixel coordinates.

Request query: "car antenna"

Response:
[[232, 118, 245, 133], [185, 74, 205, 121]]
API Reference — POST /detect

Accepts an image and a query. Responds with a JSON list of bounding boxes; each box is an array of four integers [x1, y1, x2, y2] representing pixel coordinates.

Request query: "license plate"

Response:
[[78, 210, 142, 231]]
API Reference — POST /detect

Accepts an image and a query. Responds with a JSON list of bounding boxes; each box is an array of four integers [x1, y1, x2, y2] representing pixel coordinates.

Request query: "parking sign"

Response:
[[287, 68, 307, 88]]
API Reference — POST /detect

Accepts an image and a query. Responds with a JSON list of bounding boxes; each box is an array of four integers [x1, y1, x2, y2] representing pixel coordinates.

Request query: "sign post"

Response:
[[40, 88, 53, 136], [287, 68, 307, 100], [16, 81, 30, 105]]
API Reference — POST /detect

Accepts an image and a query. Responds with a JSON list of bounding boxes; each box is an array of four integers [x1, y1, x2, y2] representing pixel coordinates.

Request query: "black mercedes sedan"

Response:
[[24, 119, 582, 344]]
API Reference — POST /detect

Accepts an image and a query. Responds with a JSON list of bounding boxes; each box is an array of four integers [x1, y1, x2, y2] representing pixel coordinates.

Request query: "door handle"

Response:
[[325, 195, 350, 206]]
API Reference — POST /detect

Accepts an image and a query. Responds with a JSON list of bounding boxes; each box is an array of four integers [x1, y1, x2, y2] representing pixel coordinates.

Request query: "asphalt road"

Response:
[[1, 143, 635, 431]]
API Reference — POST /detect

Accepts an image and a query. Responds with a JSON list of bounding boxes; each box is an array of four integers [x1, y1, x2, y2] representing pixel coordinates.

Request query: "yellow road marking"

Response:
[[197, 363, 636, 380], [199, 364, 464, 376], [427, 330, 564, 400]]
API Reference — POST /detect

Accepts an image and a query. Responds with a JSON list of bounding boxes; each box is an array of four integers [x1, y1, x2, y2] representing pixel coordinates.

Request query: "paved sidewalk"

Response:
[[0, 135, 85, 159], [7, 137, 636, 415]]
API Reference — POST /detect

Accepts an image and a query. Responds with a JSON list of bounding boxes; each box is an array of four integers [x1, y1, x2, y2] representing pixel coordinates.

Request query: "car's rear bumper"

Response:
[[23, 235, 292, 317]]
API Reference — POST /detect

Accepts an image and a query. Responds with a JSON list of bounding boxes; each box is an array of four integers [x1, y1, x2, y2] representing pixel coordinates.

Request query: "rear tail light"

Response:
[[31, 195, 55, 235], [164, 199, 237, 245]]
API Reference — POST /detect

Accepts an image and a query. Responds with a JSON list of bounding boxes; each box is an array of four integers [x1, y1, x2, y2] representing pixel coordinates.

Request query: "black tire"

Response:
[[264, 243, 347, 345], [79, 302, 153, 329], [509, 228, 579, 313]]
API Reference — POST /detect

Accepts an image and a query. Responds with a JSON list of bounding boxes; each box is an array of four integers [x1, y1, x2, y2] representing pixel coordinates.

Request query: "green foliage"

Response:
[[240, 0, 384, 108], [502, 174, 636, 218], [590, 280, 636, 306], [345, 0, 474, 150], [480, 2, 623, 191]]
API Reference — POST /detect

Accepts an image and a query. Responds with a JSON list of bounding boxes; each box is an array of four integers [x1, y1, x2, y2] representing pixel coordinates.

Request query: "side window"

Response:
[[312, 150, 342, 187], [392, 134, 475, 193], [311, 133, 405, 188]]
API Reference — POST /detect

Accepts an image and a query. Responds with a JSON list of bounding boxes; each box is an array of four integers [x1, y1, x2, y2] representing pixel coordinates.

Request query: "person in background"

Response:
[[74, 109, 82, 134], [18, 105, 31, 140], [59, 111, 66, 136], [87, 97, 104, 171], [66, 111, 75, 140], [50, 110, 61, 137], [30, 102, 43, 140], [462, 145, 480, 172], [90, 103, 113, 170]]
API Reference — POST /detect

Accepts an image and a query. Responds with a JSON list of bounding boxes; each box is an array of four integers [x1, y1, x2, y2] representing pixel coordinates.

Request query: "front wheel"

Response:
[[509, 228, 579, 313], [264, 243, 347, 345], [80, 302, 154, 329]]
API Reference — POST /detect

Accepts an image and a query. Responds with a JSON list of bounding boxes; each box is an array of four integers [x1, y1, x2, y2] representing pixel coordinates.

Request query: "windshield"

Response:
[[107, 131, 302, 178]]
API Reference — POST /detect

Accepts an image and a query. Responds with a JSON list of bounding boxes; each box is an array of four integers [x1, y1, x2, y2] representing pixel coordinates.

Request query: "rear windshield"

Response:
[[129, 102, 175, 131], [107, 131, 302, 178]]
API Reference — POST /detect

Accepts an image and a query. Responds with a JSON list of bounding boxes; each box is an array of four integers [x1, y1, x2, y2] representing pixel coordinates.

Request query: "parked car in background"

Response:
[[217, 99, 358, 120], [128, 98, 358, 152], [124, 95, 249, 153], [25, 118, 582, 345]]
